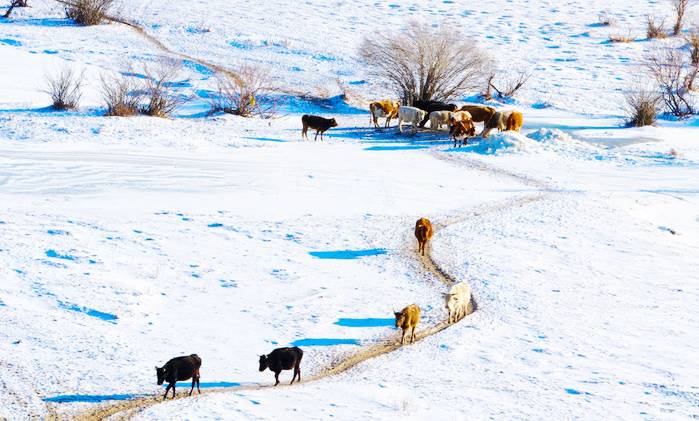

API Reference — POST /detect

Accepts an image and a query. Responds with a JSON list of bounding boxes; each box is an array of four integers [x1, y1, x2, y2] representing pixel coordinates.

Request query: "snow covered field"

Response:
[[1, 0, 698, 420]]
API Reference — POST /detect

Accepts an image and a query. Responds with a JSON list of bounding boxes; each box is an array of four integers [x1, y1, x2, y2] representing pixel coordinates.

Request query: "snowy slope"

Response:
[[1, 0, 698, 420]]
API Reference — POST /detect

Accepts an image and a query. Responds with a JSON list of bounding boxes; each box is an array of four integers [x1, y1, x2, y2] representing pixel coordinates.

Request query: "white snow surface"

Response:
[[1, 0, 698, 420]]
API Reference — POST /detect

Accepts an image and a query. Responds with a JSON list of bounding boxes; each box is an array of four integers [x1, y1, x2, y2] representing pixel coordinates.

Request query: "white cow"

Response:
[[428, 111, 453, 130], [445, 281, 472, 323], [398, 106, 427, 134]]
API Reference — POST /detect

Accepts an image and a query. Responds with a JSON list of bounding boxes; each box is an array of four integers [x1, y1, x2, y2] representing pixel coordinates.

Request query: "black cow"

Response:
[[156, 354, 202, 399], [412, 100, 458, 127], [301, 115, 338, 141], [258, 347, 303, 386]]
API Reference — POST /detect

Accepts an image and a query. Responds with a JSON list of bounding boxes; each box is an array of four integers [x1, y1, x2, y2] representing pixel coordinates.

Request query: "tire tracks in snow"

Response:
[[52, 152, 557, 420]]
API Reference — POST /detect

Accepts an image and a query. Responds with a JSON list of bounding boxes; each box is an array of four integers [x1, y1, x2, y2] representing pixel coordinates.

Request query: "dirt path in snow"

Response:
[[49, 155, 555, 420]]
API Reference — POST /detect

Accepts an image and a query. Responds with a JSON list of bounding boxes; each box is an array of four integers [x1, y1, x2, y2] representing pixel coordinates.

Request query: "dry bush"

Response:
[[3, 0, 29, 18], [647, 16, 668, 39], [488, 69, 532, 99], [624, 80, 660, 126], [210, 64, 274, 118], [43, 66, 84, 110], [645, 48, 696, 116], [140, 60, 188, 117], [608, 31, 635, 43], [64, 0, 113, 25], [672, 0, 693, 35], [100, 72, 141, 117], [360, 22, 491, 104]]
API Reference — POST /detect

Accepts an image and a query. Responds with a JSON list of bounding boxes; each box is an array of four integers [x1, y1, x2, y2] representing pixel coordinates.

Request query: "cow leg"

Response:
[[190, 377, 196, 396], [385, 117, 390, 128], [197, 374, 201, 394], [163, 384, 171, 400], [320, 131, 324, 141], [171, 382, 176, 399], [482, 128, 492, 138], [274, 371, 280, 386], [400, 329, 406, 345], [314, 130, 319, 141], [296, 363, 301, 383], [398, 119, 403, 133], [411, 326, 417, 343]]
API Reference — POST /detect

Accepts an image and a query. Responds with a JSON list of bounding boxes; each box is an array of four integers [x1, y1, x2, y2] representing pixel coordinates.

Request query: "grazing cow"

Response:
[[445, 281, 472, 323], [428, 111, 453, 130], [259, 347, 303, 386], [459, 105, 496, 124], [394, 303, 421, 345], [398, 106, 427, 134], [369, 100, 400, 128], [301, 115, 338, 141], [156, 354, 202, 400], [481, 110, 524, 138], [414, 217, 433, 256], [450, 120, 476, 147], [412, 100, 458, 127]]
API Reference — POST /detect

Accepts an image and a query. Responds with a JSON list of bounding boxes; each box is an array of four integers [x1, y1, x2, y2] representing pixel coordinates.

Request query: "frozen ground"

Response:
[[1, 0, 698, 420]]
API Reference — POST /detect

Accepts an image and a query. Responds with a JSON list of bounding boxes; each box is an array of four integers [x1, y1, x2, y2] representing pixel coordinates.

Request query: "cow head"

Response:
[[330, 118, 338, 128], [394, 310, 406, 328], [258, 354, 269, 372], [155, 366, 166, 385]]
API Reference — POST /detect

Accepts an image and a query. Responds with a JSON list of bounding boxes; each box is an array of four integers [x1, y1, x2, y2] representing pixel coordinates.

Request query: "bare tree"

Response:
[[687, 29, 699, 65], [141, 60, 188, 117], [624, 78, 661, 126], [360, 22, 491, 104], [100, 71, 141, 117], [672, 0, 693, 35], [3, 0, 29, 18], [209, 64, 275, 118], [64, 0, 113, 25], [43, 66, 84, 110], [645, 48, 696, 116], [489, 69, 532, 99], [647, 16, 668, 39]]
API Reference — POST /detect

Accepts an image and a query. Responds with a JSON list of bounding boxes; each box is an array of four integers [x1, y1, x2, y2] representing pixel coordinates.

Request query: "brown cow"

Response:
[[450, 120, 476, 147], [459, 105, 496, 124], [302, 115, 338, 141], [414, 217, 433, 256], [369, 100, 400, 128], [481, 110, 524, 138], [394, 303, 421, 345]]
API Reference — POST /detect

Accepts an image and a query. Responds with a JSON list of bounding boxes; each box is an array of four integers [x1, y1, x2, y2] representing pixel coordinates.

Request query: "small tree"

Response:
[[2, 0, 29, 18], [43, 66, 84, 110], [624, 79, 660, 126], [100, 72, 141, 117], [64, 0, 113, 26], [141, 60, 188, 117], [210, 64, 273, 117], [360, 22, 490, 104], [647, 16, 668, 39], [489, 69, 532, 99], [672, 0, 693, 35], [645, 48, 696, 116]]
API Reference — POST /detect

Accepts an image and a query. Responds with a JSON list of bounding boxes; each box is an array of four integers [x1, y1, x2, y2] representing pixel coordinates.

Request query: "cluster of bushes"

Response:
[[3, 0, 114, 24], [44, 60, 275, 119]]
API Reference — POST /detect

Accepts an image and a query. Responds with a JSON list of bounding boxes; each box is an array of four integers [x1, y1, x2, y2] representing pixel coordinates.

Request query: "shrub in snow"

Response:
[[645, 48, 696, 116], [209, 65, 274, 118], [43, 67, 84, 111], [360, 22, 490, 105], [672, 0, 692, 36], [141, 60, 188, 118], [646, 16, 668, 39], [100, 73, 141, 117], [64, 0, 114, 26], [624, 81, 660, 126]]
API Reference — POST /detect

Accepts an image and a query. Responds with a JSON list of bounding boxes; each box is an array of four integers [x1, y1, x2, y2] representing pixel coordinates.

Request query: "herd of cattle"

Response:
[[301, 100, 524, 146], [154, 218, 471, 398]]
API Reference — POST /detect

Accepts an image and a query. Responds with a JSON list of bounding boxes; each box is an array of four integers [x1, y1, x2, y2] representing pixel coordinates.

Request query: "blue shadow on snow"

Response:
[[335, 318, 394, 327], [291, 338, 359, 346], [308, 248, 387, 260], [57, 301, 118, 323], [44, 394, 142, 403]]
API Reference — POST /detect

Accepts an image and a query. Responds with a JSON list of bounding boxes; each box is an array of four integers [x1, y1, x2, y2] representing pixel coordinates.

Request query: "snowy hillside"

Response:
[[1, 0, 698, 420]]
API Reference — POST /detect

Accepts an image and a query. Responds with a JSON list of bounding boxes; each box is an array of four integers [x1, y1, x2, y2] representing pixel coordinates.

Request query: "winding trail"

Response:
[[46, 152, 557, 420]]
